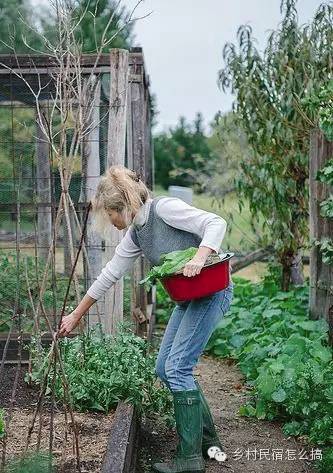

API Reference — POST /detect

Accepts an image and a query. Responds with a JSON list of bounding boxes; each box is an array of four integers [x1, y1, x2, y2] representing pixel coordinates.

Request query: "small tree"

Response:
[[218, 0, 333, 290]]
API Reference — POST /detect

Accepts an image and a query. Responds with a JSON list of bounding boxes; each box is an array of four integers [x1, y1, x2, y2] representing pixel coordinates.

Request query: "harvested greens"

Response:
[[139, 247, 198, 290]]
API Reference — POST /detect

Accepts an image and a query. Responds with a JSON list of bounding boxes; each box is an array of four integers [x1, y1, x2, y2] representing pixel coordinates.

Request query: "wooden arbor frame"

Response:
[[0, 47, 154, 341]]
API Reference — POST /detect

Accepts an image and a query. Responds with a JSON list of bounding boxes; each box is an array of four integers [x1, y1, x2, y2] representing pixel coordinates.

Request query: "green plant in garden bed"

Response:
[[0, 249, 81, 333], [0, 408, 5, 439], [3, 393, 44, 470], [3, 451, 54, 473], [26, 321, 173, 426], [205, 263, 333, 472]]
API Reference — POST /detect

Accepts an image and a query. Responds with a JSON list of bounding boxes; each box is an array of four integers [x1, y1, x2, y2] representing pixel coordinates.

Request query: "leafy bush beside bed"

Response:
[[205, 266, 333, 472]]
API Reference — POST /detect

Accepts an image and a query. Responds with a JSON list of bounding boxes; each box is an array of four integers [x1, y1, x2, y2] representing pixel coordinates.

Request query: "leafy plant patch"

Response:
[[26, 321, 173, 425], [205, 269, 333, 471], [3, 451, 54, 473]]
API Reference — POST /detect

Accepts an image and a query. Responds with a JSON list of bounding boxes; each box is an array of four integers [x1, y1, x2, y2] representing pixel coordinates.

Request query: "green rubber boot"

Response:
[[194, 379, 225, 460], [153, 389, 205, 473]]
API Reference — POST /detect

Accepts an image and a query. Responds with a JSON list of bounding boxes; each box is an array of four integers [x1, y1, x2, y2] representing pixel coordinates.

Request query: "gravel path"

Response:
[[137, 353, 319, 473]]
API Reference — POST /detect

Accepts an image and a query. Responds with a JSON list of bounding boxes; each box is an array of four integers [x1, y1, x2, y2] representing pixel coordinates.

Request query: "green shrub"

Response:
[[315, 447, 333, 473], [4, 451, 54, 473]]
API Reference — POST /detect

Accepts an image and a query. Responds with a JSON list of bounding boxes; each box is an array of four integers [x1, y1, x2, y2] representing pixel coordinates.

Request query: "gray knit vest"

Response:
[[128, 195, 202, 266]]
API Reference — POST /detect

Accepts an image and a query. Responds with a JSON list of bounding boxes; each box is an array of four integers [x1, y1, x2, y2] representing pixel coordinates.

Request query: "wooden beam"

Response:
[[0, 68, 144, 81], [100, 402, 140, 473], [0, 52, 143, 70], [126, 62, 150, 337], [105, 49, 129, 335], [309, 130, 333, 344], [0, 202, 91, 211], [80, 80, 105, 330]]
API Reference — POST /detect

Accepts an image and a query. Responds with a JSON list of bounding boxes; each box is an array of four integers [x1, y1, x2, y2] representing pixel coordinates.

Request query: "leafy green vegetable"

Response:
[[139, 247, 198, 290], [4, 451, 54, 473]]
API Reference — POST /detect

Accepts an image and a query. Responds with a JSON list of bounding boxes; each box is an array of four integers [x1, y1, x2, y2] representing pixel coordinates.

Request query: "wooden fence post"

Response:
[[80, 80, 104, 330], [105, 49, 129, 335], [309, 130, 333, 345], [126, 50, 153, 338]]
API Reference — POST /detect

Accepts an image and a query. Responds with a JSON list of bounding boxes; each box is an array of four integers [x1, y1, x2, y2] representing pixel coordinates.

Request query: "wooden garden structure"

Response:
[[0, 47, 155, 364]]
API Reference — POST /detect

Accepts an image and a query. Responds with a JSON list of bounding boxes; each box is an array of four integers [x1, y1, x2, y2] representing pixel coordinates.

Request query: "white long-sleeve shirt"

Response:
[[86, 196, 227, 300]]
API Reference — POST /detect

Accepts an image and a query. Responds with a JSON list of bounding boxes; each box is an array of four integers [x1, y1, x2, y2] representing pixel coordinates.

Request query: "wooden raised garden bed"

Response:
[[1, 358, 141, 473]]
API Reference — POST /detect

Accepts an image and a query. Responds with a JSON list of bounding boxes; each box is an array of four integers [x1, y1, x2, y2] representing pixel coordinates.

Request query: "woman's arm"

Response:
[[57, 227, 142, 337], [155, 197, 227, 255], [155, 197, 227, 277], [86, 227, 142, 300], [73, 293, 97, 319]]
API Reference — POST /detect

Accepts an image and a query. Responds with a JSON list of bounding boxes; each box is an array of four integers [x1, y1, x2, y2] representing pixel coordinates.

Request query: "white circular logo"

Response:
[[215, 451, 227, 462], [207, 446, 227, 462]]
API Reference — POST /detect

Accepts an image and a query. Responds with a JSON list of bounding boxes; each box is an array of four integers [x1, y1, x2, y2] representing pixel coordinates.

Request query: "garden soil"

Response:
[[137, 350, 319, 473], [1, 365, 114, 472]]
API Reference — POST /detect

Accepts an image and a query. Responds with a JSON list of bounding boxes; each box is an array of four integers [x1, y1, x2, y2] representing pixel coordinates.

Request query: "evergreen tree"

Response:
[[154, 113, 218, 191], [0, 0, 42, 52], [74, 0, 134, 52]]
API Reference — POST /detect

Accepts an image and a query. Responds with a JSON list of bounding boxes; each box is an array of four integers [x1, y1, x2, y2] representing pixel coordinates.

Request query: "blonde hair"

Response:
[[91, 165, 152, 239]]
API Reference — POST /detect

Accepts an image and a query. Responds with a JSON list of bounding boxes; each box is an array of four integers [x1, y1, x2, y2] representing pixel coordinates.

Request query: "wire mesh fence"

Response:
[[0, 66, 135, 333], [0, 50, 151, 472]]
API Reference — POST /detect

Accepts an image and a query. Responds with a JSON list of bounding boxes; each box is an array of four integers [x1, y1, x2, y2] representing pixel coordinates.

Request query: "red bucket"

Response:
[[160, 253, 234, 302]]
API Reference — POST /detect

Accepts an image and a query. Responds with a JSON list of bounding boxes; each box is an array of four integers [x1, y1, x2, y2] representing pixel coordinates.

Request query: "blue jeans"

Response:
[[155, 281, 234, 391]]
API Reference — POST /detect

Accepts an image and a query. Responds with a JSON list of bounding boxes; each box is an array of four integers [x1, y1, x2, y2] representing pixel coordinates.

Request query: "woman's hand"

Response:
[[182, 256, 206, 277], [57, 311, 81, 338], [182, 246, 215, 277]]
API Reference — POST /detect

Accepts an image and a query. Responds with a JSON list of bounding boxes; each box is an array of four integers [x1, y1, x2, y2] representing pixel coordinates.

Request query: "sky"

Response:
[[33, 0, 326, 132], [122, 0, 324, 132]]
